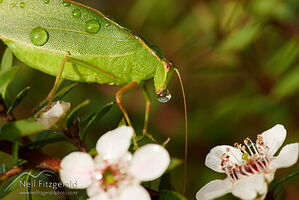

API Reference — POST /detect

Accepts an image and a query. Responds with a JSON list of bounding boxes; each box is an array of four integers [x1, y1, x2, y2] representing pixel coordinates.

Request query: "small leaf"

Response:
[[53, 83, 78, 101], [81, 101, 115, 141], [272, 66, 299, 99], [159, 172, 173, 191], [0, 118, 45, 141], [0, 48, 13, 72], [66, 99, 90, 128], [23, 135, 70, 150], [118, 117, 127, 127], [159, 190, 187, 200], [7, 86, 31, 115], [218, 22, 261, 52], [0, 66, 22, 99], [0, 172, 27, 198], [167, 158, 183, 172]]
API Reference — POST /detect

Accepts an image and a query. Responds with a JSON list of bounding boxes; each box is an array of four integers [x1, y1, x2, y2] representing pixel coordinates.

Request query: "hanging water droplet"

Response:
[[72, 9, 81, 18], [85, 20, 101, 34], [20, 2, 26, 8], [30, 27, 49, 46], [62, 0, 70, 7], [10, 3, 16, 7], [44, 0, 50, 4], [157, 89, 171, 103]]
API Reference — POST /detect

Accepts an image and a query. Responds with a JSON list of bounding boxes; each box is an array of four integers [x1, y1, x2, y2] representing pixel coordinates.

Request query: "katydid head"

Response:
[[154, 59, 175, 96]]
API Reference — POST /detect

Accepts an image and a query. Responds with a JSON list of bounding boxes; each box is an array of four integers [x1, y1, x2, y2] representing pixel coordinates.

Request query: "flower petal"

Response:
[[129, 144, 170, 181], [119, 185, 150, 200], [205, 145, 242, 173], [87, 193, 109, 200], [60, 152, 94, 189], [37, 101, 70, 129], [260, 124, 286, 156], [96, 126, 133, 162], [87, 182, 102, 197], [232, 174, 267, 200], [196, 178, 232, 200], [269, 143, 299, 170]]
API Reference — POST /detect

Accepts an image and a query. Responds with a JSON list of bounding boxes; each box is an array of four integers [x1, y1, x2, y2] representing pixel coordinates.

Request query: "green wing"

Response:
[[0, 0, 163, 85]]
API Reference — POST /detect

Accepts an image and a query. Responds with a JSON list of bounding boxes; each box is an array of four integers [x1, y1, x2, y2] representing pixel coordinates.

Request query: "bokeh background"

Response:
[[1, 0, 299, 199]]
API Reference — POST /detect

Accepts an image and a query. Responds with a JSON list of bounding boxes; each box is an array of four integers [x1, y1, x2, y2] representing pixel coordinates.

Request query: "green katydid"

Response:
[[0, 0, 188, 192]]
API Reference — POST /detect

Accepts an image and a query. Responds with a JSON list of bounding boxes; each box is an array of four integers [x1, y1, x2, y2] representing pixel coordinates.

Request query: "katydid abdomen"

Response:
[[0, 0, 170, 90]]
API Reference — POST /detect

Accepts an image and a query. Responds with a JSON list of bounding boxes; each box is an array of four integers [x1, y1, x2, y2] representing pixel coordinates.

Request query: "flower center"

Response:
[[221, 135, 271, 181], [97, 165, 126, 191]]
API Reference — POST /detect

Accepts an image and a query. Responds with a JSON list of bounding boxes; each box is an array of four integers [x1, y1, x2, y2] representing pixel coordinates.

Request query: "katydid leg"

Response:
[[115, 82, 139, 148], [41, 56, 116, 106], [141, 84, 151, 135]]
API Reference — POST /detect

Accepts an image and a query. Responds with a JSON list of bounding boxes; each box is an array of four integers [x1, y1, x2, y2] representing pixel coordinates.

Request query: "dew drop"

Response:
[[157, 89, 171, 103], [72, 9, 81, 18], [44, 0, 50, 4], [85, 20, 101, 34], [62, 0, 70, 7], [30, 27, 49, 46], [20, 2, 26, 8], [10, 3, 16, 7]]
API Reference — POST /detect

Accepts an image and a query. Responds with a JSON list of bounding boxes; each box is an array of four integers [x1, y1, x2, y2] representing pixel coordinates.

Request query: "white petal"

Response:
[[96, 126, 133, 162], [232, 174, 267, 200], [59, 152, 94, 189], [87, 182, 102, 197], [37, 101, 70, 129], [260, 124, 286, 156], [129, 144, 170, 181], [87, 193, 109, 200], [269, 143, 299, 170], [119, 185, 150, 200], [196, 178, 232, 200], [205, 145, 242, 173]]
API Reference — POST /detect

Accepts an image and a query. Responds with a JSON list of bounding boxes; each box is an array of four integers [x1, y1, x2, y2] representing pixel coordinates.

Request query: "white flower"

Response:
[[196, 124, 299, 200], [59, 126, 170, 200], [36, 101, 70, 129]]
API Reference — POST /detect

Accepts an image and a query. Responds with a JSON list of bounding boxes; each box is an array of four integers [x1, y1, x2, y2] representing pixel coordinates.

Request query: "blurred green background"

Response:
[[1, 0, 299, 199]]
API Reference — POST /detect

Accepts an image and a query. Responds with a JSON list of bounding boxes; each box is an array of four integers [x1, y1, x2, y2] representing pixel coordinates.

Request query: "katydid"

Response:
[[0, 0, 188, 191]]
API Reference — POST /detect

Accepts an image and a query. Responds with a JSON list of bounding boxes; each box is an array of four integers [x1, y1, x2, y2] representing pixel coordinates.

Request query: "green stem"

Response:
[[272, 169, 299, 192]]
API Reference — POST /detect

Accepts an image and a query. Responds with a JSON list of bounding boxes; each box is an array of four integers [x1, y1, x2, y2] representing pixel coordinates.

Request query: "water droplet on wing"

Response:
[[157, 89, 171, 103], [10, 3, 16, 7], [62, 0, 70, 7], [44, 0, 50, 4], [72, 9, 81, 18], [20, 2, 26, 8], [30, 27, 49, 46], [85, 20, 101, 34]]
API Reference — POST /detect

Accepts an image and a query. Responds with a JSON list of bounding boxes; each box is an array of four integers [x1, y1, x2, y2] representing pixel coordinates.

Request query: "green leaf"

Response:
[[66, 99, 90, 128], [218, 22, 261, 52], [53, 83, 78, 101], [159, 190, 187, 200], [0, 118, 45, 141], [7, 86, 31, 115], [23, 135, 70, 150], [272, 66, 299, 99], [159, 172, 173, 191], [81, 101, 115, 141], [0, 48, 13, 72], [167, 158, 183, 172], [266, 40, 299, 76], [0, 172, 27, 198], [0, 66, 22, 99]]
